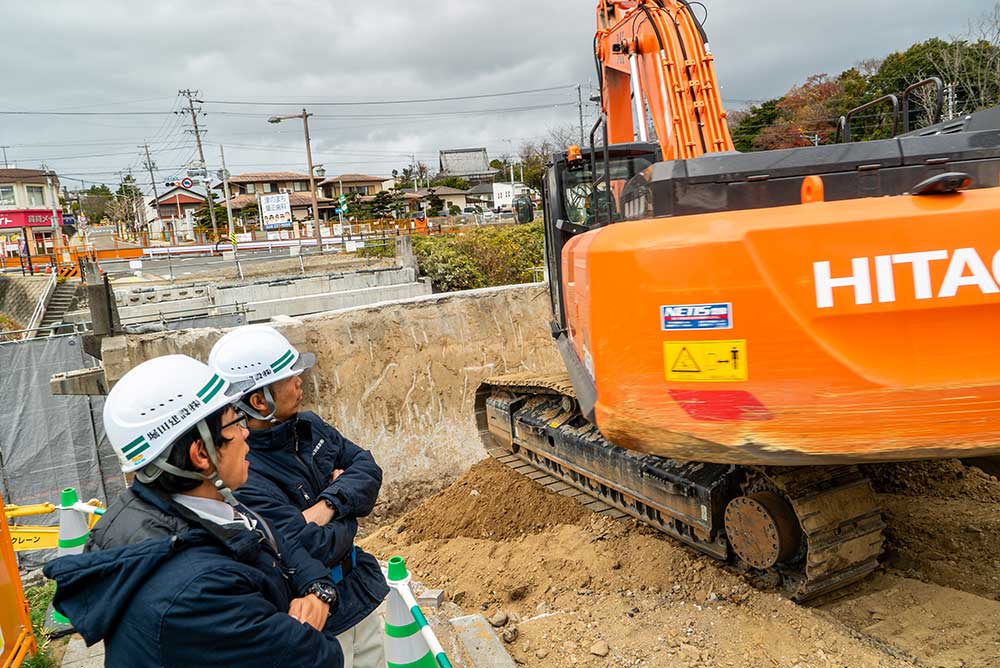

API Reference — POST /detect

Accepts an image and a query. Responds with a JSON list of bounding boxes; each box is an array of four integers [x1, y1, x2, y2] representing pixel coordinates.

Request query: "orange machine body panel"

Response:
[[563, 186, 1000, 464], [0, 491, 36, 668]]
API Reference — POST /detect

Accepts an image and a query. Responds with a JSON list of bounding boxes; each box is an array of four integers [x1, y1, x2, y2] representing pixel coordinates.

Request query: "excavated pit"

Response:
[[363, 457, 1000, 668]]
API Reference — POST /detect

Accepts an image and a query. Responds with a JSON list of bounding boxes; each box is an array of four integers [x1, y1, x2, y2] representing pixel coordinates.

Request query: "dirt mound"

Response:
[[363, 457, 999, 667], [389, 458, 588, 542], [862, 459, 1000, 503]]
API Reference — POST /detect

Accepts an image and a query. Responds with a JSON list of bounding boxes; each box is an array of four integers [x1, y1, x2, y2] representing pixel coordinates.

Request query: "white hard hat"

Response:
[[208, 325, 315, 422]]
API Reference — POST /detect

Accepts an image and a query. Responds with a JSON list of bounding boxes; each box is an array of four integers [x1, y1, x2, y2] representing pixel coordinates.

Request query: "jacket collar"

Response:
[[248, 414, 311, 452]]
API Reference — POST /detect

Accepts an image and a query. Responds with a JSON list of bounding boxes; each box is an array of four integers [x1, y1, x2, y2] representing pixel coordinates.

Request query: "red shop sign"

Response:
[[0, 210, 64, 229]]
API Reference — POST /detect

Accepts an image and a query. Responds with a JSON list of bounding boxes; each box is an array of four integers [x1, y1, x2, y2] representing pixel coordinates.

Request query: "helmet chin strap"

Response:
[[237, 385, 278, 423], [136, 419, 239, 507]]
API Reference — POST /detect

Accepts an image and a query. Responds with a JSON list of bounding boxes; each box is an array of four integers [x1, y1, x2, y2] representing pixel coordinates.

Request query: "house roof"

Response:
[[466, 182, 495, 195], [319, 173, 389, 185], [0, 168, 55, 184], [419, 186, 468, 196], [154, 186, 205, 204], [226, 171, 311, 184], [227, 192, 334, 210], [438, 148, 497, 177]]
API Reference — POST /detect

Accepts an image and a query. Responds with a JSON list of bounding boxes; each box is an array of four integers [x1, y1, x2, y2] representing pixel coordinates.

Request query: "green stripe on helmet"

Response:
[[387, 653, 437, 668], [384, 620, 421, 638], [58, 534, 89, 548], [270, 350, 295, 373], [124, 442, 150, 459], [124, 435, 145, 450], [197, 374, 221, 399], [270, 349, 293, 370], [411, 606, 428, 628], [199, 376, 225, 403]]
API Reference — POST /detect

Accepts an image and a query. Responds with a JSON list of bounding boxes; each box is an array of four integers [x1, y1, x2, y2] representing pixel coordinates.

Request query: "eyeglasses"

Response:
[[220, 409, 249, 432]]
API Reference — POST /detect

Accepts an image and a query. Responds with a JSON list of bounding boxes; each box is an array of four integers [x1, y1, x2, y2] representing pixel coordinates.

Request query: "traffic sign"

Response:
[[180, 178, 194, 189], [229, 233, 238, 247], [338, 194, 346, 205]]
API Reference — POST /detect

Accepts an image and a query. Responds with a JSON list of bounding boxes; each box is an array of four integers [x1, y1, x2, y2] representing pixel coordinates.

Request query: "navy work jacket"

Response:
[[43, 482, 344, 668], [237, 411, 390, 635]]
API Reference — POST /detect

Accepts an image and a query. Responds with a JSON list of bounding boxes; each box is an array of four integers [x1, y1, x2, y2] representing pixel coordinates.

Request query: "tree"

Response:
[[448, 204, 461, 216], [81, 184, 113, 224], [194, 194, 227, 240], [425, 189, 444, 217], [431, 175, 470, 190], [370, 190, 394, 219]]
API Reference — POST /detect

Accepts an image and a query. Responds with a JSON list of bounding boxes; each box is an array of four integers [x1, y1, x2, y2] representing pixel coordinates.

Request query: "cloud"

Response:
[[0, 0, 989, 191]]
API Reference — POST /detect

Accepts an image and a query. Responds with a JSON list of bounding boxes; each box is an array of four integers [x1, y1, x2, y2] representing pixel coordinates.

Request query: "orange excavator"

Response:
[[476, 0, 1000, 600]]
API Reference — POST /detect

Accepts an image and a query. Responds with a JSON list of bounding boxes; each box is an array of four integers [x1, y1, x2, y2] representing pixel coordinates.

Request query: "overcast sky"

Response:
[[0, 0, 989, 194]]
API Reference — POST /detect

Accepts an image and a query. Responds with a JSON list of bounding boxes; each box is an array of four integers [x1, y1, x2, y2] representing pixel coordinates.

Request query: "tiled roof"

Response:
[[227, 192, 333, 209], [319, 173, 389, 185], [439, 148, 496, 176], [466, 182, 495, 195], [226, 172, 311, 184], [0, 168, 54, 184]]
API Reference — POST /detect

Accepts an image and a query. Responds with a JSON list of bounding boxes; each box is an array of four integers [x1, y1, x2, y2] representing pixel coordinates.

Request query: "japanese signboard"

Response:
[[260, 193, 292, 231], [0, 210, 64, 230]]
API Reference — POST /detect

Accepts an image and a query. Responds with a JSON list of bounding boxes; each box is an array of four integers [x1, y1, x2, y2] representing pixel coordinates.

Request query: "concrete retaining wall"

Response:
[[102, 283, 561, 495], [104, 267, 431, 325], [0, 275, 51, 330]]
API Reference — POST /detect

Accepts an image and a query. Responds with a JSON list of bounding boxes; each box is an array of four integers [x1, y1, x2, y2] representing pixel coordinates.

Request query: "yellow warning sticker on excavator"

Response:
[[663, 340, 747, 382]]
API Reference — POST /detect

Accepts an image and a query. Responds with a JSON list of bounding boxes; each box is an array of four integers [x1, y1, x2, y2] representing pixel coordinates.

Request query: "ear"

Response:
[[187, 438, 213, 474], [248, 390, 268, 412]]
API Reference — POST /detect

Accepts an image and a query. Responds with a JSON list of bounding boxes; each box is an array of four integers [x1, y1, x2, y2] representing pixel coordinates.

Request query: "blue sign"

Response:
[[661, 303, 732, 331], [263, 221, 293, 231], [61, 214, 76, 226]]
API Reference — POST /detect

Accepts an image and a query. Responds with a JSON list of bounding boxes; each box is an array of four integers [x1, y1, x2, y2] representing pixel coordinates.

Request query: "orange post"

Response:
[[0, 491, 37, 668]]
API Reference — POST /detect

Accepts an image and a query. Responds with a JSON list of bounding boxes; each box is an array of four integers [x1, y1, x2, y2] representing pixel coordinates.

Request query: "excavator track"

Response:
[[475, 373, 885, 601]]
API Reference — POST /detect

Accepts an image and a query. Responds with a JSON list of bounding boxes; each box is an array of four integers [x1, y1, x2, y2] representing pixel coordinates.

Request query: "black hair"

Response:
[[145, 405, 232, 494]]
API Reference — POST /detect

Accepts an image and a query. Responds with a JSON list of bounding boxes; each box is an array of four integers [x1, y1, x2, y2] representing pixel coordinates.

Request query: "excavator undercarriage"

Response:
[[476, 374, 885, 601]]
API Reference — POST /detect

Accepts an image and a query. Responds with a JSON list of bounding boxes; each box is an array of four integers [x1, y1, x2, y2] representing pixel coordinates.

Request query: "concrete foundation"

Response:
[[101, 283, 561, 493], [0, 275, 51, 330]]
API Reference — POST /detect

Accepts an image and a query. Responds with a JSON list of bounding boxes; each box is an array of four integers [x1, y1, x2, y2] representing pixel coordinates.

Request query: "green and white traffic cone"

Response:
[[385, 555, 452, 668], [44, 487, 91, 636]]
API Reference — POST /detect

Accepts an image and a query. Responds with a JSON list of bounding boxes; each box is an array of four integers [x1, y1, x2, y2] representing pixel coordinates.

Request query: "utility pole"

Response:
[[219, 145, 242, 278], [179, 88, 218, 240], [409, 154, 418, 193], [40, 163, 62, 260], [142, 144, 165, 243], [577, 84, 585, 145], [0, 146, 8, 168], [219, 145, 235, 237], [301, 109, 323, 254]]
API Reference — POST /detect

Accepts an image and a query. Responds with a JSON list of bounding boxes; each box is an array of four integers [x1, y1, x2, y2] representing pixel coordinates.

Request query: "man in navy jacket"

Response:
[[210, 325, 389, 668], [44, 355, 344, 668]]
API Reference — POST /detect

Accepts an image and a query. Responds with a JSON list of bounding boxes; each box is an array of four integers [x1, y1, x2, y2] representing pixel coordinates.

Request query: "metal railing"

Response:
[[22, 272, 57, 341]]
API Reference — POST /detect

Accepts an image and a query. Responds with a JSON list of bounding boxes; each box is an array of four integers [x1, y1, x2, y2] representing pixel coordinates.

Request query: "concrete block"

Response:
[[417, 589, 444, 608], [449, 614, 515, 668], [50, 367, 108, 396], [61, 637, 105, 668]]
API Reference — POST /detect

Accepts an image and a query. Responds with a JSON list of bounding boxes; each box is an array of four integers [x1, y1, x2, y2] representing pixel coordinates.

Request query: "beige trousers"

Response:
[[335, 607, 386, 668]]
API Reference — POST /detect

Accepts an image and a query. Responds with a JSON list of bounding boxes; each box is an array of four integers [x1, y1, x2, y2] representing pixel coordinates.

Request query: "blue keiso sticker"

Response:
[[661, 303, 732, 331]]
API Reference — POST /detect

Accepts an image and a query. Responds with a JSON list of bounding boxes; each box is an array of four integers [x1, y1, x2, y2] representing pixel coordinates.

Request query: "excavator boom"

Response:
[[595, 0, 733, 158]]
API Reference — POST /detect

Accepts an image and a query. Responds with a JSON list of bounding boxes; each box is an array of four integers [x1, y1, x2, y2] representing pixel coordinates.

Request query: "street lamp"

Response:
[[266, 108, 324, 254]]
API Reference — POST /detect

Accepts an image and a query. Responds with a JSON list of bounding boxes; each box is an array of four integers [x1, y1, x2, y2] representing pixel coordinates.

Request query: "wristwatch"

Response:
[[306, 580, 338, 608]]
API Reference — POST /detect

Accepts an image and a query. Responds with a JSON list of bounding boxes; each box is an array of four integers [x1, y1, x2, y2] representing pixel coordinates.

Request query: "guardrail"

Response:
[[22, 272, 57, 341]]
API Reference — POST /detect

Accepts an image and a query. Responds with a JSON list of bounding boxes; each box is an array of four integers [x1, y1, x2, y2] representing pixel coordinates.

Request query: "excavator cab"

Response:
[[544, 142, 660, 329]]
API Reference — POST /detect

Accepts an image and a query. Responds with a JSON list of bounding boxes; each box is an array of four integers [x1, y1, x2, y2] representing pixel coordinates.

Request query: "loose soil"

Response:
[[363, 458, 1000, 668]]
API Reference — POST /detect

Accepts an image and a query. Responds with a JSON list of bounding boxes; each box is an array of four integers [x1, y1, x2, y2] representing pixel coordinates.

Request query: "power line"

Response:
[[201, 84, 579, 107]]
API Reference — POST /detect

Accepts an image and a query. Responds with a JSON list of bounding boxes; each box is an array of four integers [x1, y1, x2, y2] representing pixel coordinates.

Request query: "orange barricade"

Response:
[[0, 491, 36, 668]]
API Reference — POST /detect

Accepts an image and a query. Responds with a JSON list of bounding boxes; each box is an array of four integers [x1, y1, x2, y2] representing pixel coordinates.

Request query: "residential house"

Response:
[[437, 148, 499, 185], [403, 186, 470, 214], [144, 185, 206, 242], [0, 168, 64, 257], [319, 174, 394, 198], [218, 172, 334, 223], [468, 181, 535, 211]]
